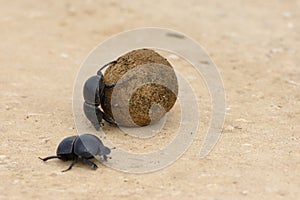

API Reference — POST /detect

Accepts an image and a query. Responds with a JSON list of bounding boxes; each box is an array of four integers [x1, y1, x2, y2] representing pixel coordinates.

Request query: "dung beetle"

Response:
[[83, 61, 117, 130], [39, 134, 113, 172]]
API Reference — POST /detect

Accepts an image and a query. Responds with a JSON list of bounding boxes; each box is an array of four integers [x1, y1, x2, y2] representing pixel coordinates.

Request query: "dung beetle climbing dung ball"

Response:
[[39, 134, 112, 172], [83, 61, 118, 130]]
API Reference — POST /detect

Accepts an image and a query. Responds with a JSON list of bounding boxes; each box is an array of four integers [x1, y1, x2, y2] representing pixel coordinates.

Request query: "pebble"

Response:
[[281, 11, 292, 18], [5, 105, 12, 110], [270, 47, 284, 53], [67, 5, 77, 15], [235, 118, 251, 123], [60, 53, 69, 58], [286, 79, 300, 86], [241, 190, 248, 195], [41, 138, 50, 143], [167, 54, 179, 60], [224, 125, 234, 131], [289, 136, 299, 141], [287, 22, 294, 28], [242, 143, 253, 147]]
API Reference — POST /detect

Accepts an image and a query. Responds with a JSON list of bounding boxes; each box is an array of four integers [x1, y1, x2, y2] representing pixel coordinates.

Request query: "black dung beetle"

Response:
[[83, 61, 117, 130], [39, 134, 113, 172]]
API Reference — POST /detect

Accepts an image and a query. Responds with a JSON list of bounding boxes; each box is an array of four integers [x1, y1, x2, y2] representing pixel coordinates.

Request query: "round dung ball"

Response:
[[103, 49, 178, 127]]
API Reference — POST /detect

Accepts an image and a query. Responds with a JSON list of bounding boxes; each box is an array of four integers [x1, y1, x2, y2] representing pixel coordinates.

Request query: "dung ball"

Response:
[[103, 49, 178, 127]]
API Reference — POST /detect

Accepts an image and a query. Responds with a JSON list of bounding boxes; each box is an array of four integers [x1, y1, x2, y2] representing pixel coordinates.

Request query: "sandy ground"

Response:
[[0, 0, 299, 199]]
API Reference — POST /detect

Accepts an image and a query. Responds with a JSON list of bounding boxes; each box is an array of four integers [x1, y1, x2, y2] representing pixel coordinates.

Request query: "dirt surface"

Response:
[[0, 0, 299, 199]]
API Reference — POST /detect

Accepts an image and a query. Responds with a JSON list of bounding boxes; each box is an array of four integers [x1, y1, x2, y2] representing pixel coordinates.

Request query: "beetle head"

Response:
[[100, 146, 111, 155]]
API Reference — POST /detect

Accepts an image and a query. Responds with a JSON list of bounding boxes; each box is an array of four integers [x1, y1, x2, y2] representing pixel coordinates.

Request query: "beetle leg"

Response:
[[102, 112, 117, 125], [83, 102, 103, 130], [38, 156, 60, 161], [82, 158, 98, 170], [102, 155, 112, 161], [100, 89, 108, 109], [105, 83, 116, 88], [62, 157, 78, 172]]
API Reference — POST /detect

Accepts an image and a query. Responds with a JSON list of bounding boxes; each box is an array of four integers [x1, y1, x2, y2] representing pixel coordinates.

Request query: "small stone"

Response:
[[241, 190, 248, 195], [224, 125, 234, 131], [287, 22, 294, 28], [242, 143, 253, 147], [60, 53, 69, 58], [67, 5, 76, 15], [289, 137, 299, 141], [42, 138, 49, 143], [281, 12, 292, 18], [235, 118, 251, 123], [167, 54, 179, 60], [270, 48, 283, 53]]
